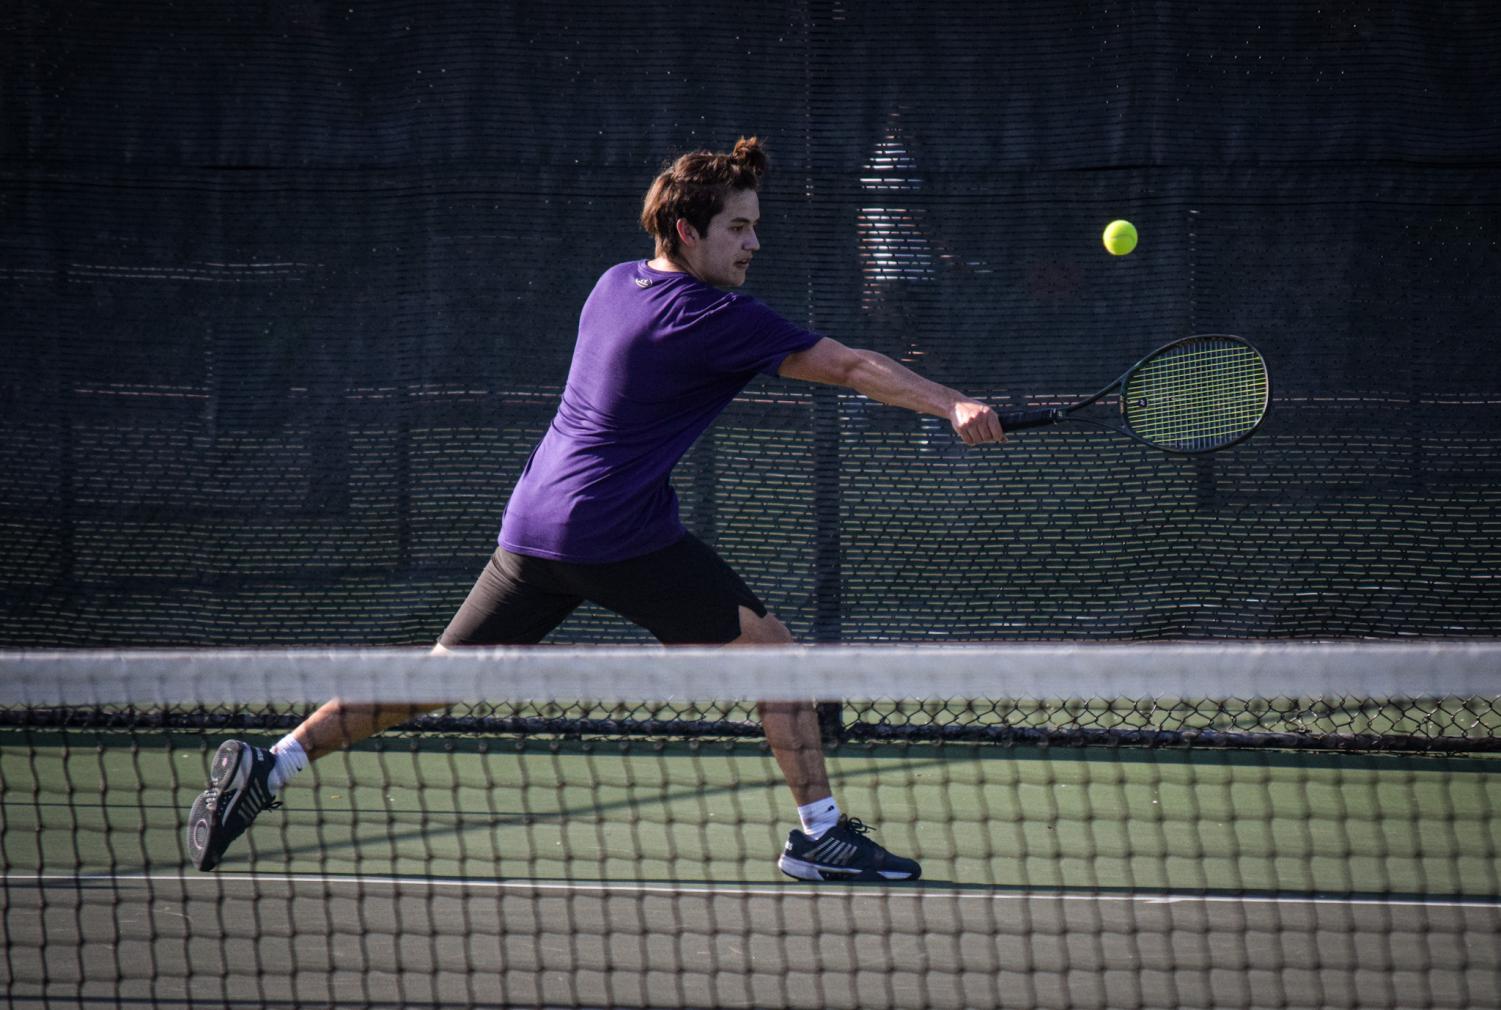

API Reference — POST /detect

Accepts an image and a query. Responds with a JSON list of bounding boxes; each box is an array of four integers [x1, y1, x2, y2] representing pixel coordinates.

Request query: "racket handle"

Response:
[[998, 407, 1062, 430]]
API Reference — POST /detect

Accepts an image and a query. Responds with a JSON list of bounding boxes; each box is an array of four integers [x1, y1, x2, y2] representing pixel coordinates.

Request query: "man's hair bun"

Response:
[[730, 136, 769, 177]]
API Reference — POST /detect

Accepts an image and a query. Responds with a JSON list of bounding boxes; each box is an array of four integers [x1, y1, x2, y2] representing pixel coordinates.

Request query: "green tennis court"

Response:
[[8, 736, 1501, 893]]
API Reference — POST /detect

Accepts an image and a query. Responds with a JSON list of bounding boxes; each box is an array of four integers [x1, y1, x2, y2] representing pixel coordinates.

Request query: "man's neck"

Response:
[[648, 254, 702, 282]]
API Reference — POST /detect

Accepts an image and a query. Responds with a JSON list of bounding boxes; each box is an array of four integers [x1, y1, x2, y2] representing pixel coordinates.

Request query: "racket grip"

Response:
[[998, 407, 1062, 430]]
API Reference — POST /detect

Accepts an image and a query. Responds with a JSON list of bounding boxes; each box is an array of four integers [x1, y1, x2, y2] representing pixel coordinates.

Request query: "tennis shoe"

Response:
[[777, 816, 921, 883], [186, 740, 281, 871]]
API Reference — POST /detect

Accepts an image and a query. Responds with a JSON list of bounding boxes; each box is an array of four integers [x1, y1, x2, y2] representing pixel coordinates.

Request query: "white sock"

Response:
[[268, 735, 308, 795], [797, 797, 842, 840]]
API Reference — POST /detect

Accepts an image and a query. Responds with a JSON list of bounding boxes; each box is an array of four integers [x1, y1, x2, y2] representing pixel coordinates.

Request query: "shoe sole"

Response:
[[186, 791, 216, 870], [186, 741, 252, 872], [211, 739, 249, 790], [777, 855, 920, 883]]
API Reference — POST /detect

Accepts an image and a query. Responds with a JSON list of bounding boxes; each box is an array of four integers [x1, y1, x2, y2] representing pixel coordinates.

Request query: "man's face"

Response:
[[681, 189, 760, 289]]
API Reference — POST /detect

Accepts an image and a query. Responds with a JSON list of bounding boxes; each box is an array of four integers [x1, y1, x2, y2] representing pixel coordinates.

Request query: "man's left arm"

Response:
[[779, 337, 1005, 446]]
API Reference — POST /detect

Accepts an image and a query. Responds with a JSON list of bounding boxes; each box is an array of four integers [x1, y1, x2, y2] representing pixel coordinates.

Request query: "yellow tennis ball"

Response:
[[1103, 219, 1138, 256]]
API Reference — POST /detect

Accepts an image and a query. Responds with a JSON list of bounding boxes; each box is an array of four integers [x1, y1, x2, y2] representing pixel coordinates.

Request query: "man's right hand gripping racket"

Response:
[[1000, 334, 1270, 454]]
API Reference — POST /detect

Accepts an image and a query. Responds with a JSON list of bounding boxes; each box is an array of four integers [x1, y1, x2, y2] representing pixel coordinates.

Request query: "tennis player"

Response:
[[188, 137, 1004, 882]]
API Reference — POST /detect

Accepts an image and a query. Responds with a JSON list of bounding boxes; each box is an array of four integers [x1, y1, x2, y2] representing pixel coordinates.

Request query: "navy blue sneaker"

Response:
[[777, 816, 921, 882], [186, 740, 280, 871]]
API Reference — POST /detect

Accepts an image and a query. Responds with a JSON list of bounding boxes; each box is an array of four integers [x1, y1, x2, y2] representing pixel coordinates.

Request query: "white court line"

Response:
[[9, 871, 1501, 911]]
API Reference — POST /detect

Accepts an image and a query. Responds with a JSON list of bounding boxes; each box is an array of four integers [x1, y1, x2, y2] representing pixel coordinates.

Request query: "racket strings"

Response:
[[1123, 341, 1268, 451], [1127, 371, 1264, 443]]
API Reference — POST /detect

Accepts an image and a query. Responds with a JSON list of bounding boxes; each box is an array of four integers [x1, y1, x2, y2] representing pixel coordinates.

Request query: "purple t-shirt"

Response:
[[498, 260, 822, 563]]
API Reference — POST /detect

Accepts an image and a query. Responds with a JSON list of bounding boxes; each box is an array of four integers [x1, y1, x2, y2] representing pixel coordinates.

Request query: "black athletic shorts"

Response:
[[437, 533, 768, 647]]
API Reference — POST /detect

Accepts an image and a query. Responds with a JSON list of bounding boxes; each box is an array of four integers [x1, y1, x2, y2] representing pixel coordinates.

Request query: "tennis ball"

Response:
[[1103, 219, 1138, 256]]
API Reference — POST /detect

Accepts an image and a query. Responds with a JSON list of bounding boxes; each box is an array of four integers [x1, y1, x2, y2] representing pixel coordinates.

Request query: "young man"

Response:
[[187, 137, 1005, 882]]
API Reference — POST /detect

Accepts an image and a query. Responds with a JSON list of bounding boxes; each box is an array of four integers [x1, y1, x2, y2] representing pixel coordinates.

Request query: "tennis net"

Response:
[[3, 643, 1500, 1009]]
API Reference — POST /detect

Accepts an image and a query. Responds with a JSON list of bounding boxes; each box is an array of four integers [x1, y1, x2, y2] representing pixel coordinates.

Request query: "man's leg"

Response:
[[286, 643, 451, 760], [731, 606, 832, 807], [516, 535, 921, 882], [184, 649, 452, 872], [285, 547, 585, 763], [732, 607, 920, 883], [186, 550, 581, 872]]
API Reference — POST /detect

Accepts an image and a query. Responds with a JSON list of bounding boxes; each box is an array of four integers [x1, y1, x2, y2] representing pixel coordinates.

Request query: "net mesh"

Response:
[[3, 646, 1500, 1009]]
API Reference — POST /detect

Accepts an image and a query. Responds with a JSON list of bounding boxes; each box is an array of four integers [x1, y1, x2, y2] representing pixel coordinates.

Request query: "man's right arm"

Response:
[[779, 337, 1005, 446]]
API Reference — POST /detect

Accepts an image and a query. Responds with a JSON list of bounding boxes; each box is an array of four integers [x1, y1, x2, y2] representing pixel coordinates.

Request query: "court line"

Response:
[[9, 871, 1501, 910]]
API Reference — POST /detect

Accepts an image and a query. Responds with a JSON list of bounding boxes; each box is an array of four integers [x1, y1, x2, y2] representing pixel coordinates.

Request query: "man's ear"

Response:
[[674, 218, 700, 248]]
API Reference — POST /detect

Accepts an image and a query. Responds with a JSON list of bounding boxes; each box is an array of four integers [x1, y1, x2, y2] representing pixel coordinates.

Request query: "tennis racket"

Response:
[[998, 334, 1269, 454]]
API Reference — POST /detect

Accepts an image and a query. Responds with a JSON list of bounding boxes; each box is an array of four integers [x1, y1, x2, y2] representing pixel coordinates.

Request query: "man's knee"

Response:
[[736, 605, 793, 644]]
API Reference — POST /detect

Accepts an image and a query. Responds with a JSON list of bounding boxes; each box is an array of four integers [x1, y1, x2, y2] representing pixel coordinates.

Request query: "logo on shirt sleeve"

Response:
[[634, 276, 653, 289]]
